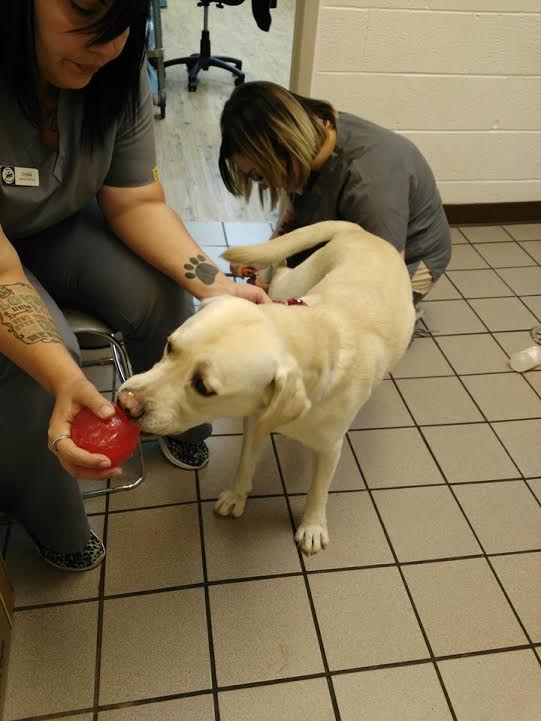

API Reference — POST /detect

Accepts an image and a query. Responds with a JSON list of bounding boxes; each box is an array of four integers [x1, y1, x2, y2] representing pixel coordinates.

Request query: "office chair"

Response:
[[164, 0, 246, 92]]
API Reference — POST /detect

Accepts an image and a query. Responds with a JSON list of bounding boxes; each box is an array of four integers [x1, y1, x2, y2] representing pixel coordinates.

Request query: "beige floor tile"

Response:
[[199, 436, 282, 498], [528, 478, 541, 502], [493, 420, 541, 476], [203, 497, 301, 580], [469, 297, 538, 331], [373, 487, 480, 562], [4, 602, 98, 719], [421, 300, 486, 335], [210, 577, 323, 685], [454, 481, 541, 553], [219, 678, 335, 721], [109, 441, 196, 511], [459, 226, 512, 243], [424, 275, 462, 300], [100, 589, 210, 704], [498, 267, 541, 295], [446, 245, 488, 270], [349, 428, 443, 488], [422, 424, 519, 483], [504, 224, 541, 241], [474, 242, 536, 268], [494, 330, 541, 358], [223, 221, 273, 245], [50, 716, 93, 721], [7, 517, 104, 608], [491, 552, 541, 642], [519, 240, 541, 262], [275, 434, 365, 492], [438, 650, 541, 721], [391, 337, 453, 378], [350, 380, 414, 429], [290, 492, 393, 570], [184, 220, 226, 245], [333, 665, 453, 721], [435, 334, 511, 374], [310, 568, 428, 669], [396, 377, 483, 425], [446, 269, 514, 298], [404, 558, 526, 655], [450, 227, 469, 244], [98, 695, 215, 720], [522, 295, 541, 321], [461, 373, 541, 420], [105, 505, 202, 595]]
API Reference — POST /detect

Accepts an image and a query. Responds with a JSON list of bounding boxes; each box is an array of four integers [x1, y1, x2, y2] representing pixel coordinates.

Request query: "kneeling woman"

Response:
[[219, 81, 451, 302]]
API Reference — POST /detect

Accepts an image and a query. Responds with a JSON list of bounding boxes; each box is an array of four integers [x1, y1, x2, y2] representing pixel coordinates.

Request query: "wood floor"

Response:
[[153, 0, 294, 222]]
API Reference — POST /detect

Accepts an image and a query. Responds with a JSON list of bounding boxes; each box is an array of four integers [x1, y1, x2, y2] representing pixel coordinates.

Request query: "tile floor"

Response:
[[3, 222, 541, 721]]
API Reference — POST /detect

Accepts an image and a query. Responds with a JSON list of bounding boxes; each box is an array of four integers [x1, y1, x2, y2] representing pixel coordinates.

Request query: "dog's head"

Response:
[[117, 296, 310, 438]]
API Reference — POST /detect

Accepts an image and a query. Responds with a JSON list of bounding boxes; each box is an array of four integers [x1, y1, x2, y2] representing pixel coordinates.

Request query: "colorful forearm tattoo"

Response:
[[0, 283, 62, 344]]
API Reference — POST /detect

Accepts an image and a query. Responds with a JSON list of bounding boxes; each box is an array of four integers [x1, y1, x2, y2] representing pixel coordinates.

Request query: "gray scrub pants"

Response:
[[2, 201, 211, 553]]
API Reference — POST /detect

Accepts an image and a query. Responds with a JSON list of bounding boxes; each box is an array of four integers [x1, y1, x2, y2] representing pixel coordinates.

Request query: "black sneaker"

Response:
[[159, 436, 209, 470], [35, 530, 105, 572]]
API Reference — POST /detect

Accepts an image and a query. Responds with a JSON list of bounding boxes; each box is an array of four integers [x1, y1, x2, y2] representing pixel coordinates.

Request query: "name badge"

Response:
[[1, 166, 40, 187]]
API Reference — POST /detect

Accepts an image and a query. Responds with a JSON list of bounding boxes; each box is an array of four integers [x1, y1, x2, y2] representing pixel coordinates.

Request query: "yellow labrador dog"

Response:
[[118, 221, 415, 555]]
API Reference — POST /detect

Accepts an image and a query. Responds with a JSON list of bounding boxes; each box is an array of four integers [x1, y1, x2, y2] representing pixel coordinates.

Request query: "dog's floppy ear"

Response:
[[255, 355, 311, 438]]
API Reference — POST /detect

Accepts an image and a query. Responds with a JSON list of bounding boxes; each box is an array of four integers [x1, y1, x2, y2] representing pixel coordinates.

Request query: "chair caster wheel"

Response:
[[188, 82, 197, 92]]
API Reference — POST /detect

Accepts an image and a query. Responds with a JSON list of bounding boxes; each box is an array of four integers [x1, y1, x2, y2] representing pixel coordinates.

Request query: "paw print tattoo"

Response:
[[184, 255, 219, 285]]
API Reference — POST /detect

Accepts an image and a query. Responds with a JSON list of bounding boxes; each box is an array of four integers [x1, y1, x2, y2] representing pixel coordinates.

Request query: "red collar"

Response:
[[273, 297, 308, 306]]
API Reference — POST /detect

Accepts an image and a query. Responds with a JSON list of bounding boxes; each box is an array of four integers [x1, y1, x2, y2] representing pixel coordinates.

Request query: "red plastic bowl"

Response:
[[71, 405, 140, 466]]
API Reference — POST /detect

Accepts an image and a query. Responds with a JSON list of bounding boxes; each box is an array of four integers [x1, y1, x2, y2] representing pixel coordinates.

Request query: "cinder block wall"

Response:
[[308, 1, 541, 204]]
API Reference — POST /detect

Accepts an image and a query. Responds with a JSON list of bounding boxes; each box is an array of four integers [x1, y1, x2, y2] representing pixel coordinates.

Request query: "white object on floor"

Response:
[[509, 344, 541, 372]]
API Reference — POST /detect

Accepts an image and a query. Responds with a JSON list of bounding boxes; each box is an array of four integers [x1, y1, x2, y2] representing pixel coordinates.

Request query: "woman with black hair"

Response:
[[0, 0, 268, 572]]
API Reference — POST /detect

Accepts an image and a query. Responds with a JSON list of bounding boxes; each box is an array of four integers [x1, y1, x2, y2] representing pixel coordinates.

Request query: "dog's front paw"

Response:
[[214, 489, 247, 518], [295, 523, 329, 556]]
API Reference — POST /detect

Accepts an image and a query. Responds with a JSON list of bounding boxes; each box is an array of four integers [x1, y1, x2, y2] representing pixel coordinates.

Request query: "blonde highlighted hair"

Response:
[[219, 81, 336, 208]]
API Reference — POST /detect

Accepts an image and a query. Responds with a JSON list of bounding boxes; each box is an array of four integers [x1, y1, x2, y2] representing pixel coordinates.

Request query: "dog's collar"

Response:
[[273, 297, 308, 307]]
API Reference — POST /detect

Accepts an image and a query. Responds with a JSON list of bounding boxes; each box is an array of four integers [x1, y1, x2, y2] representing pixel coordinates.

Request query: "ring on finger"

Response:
[[51, 433, 71, 454]]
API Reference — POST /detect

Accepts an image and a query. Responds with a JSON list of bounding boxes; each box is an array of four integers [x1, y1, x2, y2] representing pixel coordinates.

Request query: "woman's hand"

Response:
[[230, 280, 271, 303], [48, 376, 123, 480]]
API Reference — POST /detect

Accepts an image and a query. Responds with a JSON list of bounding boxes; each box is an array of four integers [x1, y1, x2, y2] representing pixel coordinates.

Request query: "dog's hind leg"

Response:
[[214, 416, 263, 518], [295, 439, 342, 555]]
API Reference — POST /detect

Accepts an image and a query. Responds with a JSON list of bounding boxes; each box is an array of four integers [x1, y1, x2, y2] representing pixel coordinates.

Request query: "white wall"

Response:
[[303, 1, 541, 204]]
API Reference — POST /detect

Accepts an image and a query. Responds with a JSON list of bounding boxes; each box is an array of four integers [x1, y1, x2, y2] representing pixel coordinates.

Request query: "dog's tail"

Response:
[[221, 220, 358, 267]]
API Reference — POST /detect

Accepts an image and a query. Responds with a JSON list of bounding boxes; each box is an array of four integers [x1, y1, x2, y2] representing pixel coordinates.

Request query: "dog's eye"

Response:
[[192, 374, 215, 397]]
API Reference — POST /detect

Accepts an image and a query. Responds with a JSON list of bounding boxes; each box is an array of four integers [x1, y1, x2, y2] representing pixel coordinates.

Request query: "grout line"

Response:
[[14, 640, 541, 721], [92, 477, 112, 719], [270, 434, 343, 721], [14, 545, 541, 614], [195, 468, 221, 721]]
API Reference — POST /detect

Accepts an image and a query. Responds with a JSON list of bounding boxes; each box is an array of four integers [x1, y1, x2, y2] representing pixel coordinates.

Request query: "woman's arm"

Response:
[[99, 181, 270, 303], [0, 227, 120, 478]]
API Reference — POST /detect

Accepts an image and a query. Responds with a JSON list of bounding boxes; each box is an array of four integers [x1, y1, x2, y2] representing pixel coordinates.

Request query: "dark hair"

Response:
[[219, 81, 336, 208], [0, 0, 150, 148]]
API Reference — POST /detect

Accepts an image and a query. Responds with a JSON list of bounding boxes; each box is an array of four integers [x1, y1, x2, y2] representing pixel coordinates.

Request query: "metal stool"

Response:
[[64, 308, 145, 499]]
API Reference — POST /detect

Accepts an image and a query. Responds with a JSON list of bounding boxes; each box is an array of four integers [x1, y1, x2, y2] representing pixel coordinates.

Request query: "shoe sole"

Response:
[[158, 437, 209, 470]]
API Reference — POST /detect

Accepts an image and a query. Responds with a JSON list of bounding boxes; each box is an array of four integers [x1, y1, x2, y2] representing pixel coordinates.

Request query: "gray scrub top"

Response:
[[0, 65, 157, 240], [284, 112, 451, 281]]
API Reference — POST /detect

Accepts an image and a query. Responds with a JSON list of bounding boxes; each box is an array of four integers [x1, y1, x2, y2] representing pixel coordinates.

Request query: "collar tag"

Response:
[[1, 166, 40, 187]]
